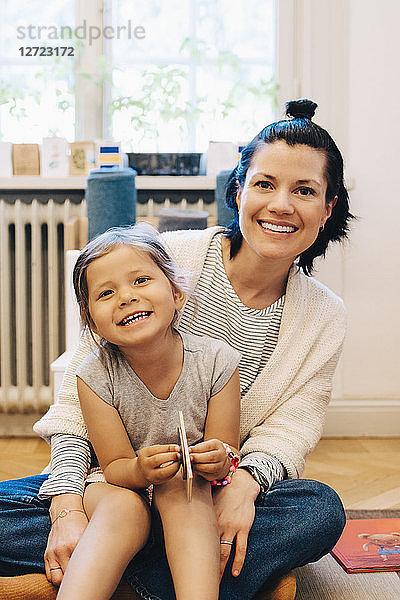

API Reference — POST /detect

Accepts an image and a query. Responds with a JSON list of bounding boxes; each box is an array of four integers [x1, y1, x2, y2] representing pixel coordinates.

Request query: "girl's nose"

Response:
[[119, 290, 137, 306]]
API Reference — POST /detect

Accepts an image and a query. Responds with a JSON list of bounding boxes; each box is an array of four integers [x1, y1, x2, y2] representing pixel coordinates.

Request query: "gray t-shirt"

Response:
[[76, 332, 241, 451]]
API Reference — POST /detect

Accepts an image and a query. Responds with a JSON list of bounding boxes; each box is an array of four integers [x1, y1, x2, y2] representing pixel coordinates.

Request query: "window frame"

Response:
[[100, 0, 279, 152]]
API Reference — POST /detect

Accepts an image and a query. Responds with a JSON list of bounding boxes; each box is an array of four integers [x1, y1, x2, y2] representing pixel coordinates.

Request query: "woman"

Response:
[[0, 99, 352, 600]]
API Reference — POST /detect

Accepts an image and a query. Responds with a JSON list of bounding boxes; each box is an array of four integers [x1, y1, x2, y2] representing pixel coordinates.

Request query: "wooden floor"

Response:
[[0, 437, 399, 509]]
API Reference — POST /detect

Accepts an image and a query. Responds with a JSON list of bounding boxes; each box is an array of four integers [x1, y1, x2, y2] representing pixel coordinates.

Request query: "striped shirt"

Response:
[[39, 232, 286, 498], [178, 234, 285, 397]]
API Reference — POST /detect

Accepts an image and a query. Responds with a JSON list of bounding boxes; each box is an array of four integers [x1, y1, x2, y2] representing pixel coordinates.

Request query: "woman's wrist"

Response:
[[234, 466, 261, 499], [49, 492, 84, 521]]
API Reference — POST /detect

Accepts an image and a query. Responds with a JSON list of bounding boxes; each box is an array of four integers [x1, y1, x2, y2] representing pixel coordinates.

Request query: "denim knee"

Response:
[[297, 479, 346, 555]]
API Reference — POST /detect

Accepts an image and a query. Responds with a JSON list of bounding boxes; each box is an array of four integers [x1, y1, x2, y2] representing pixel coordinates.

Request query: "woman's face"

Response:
[[236, 140, 335, 265]]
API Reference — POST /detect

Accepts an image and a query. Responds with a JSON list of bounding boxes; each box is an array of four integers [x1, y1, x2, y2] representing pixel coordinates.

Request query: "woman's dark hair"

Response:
[[224, 98, 354, 275]]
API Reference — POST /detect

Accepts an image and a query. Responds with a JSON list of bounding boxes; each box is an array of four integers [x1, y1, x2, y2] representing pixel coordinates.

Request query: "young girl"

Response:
[[56, 223, 241, 600]]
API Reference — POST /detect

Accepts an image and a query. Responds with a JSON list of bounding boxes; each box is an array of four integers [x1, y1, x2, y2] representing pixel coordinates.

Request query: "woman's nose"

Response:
[[268, 191, 295, 214]]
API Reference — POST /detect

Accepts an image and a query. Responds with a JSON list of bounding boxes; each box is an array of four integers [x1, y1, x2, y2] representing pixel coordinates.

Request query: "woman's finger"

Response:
[[44, 553, 64, 586], [219, 535, 235, 579], [231, 530, 249, 577]]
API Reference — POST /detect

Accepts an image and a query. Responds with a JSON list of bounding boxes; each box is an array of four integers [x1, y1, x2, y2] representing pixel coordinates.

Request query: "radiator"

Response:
[[0, 197, 85, 415], [0, 190, 215, 421]]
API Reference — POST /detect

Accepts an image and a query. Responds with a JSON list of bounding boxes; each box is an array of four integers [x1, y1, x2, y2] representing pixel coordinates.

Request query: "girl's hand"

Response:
[[189, 439, 230, 481], [45, 494, 88, 586], [213, 469, 260, 580], [136, 444, 181, 485]]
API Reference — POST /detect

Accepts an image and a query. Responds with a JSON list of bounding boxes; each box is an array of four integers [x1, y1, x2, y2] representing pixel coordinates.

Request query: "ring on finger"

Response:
[[220, 540, 233, 545], [49, 566, 63, 571]]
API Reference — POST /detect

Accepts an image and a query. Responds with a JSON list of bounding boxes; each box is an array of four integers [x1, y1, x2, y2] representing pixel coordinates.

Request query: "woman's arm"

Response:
[[214, 340, 344, 579], [33, 329, 96, 585], [33, 328, 96, 442], [77, 377, 181, 489], [241, 346, 343, 478], [45, 488, 88, 586], [38, 434, 91, 498]]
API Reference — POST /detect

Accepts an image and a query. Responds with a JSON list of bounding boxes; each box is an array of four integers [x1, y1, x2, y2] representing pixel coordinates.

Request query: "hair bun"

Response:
[[285, 99, 317, 120]]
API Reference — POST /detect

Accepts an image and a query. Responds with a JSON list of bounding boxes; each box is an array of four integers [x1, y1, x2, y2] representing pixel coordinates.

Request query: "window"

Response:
[[105, 0, 277, 152], [0, 0, 75, 142], [0, 0, 278, 150]]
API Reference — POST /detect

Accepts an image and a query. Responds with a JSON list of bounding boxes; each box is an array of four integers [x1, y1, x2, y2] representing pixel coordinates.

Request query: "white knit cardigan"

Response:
[[34, 226, 346, 479]]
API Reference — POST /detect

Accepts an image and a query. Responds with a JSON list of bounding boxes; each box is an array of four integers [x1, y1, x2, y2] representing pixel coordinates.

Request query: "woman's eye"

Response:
[[256, 180, 272, 189], [296, 187, 316, 197], [134, 276, 149, 285], [98, 289, 113, 299]]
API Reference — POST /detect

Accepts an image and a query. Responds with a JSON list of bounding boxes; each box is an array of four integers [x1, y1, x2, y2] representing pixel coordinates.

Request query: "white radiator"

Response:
[[0, 198, 85, 415], [0, 192, 214, 424]]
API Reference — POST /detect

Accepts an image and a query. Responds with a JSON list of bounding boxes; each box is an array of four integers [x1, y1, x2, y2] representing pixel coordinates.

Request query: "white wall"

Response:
[[279, 0, 400, 435]]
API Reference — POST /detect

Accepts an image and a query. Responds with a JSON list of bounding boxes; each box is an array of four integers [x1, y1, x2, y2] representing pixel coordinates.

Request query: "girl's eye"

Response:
[[98, 289, 113, 299], [296, 186, 316, 197], [134, 276, 149, 285]]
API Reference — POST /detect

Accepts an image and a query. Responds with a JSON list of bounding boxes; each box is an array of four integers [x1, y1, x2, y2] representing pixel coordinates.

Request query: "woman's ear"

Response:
[[323, 195, 338, 225], [236, 184, 242, 212], [326, 196, 338, 219]]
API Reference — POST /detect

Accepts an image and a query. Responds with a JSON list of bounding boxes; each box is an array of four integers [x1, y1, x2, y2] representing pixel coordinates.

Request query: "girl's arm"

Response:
[[77, 377, 180, 489], [190, 368, 240, 481]]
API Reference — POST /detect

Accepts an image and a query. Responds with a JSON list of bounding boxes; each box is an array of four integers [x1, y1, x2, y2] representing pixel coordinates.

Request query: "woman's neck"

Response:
[[221, 236, 293, 309], [119, 328, 184, 400]]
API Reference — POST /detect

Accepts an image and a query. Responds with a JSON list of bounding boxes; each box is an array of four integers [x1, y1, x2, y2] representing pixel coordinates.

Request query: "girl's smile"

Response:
[[86, 245, 185, 351], [117, 310, 153, 327]]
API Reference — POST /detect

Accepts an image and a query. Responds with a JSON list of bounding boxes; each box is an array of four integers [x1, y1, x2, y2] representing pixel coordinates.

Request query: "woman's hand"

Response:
[[189, 439, 230, 481], [213, 468, 260, 580], [45, 494, 88, 586], [136, 444, 181, 485]]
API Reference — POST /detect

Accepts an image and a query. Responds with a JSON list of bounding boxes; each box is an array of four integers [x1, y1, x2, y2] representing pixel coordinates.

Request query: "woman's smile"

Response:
[[236, 140, 333, 265], [257, 219, 299, 235]]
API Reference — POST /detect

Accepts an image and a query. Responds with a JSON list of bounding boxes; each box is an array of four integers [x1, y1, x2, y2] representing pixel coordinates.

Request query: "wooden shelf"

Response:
[[0, 175, 217, 191], [0, 176, 87, 190]]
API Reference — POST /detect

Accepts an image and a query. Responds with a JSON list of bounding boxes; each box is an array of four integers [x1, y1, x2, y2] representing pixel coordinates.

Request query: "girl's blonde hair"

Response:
[[73, 223, 186, 351]]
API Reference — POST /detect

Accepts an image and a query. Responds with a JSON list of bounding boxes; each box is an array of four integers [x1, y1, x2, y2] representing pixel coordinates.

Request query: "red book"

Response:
[[331, 518, 400, 573]]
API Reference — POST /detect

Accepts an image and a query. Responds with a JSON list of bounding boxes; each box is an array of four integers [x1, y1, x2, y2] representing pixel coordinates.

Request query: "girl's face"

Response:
[[236, 140, 336, 266], [86, 245, 185, 351]]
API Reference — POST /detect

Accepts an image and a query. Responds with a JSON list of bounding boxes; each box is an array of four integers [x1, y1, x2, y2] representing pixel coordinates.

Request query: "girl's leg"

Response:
[[57, 483, 150, 600], [153, 473, 220, 600], [122, 479, 345, 600]]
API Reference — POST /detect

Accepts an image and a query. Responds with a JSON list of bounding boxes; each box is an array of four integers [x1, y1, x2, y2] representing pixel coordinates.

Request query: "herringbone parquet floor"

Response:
[[1, 437, 399, 509]]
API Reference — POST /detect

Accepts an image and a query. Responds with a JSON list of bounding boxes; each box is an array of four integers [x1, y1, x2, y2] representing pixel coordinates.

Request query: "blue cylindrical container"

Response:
[[86, 168, 137, 241], [215, 170, 234, 227]]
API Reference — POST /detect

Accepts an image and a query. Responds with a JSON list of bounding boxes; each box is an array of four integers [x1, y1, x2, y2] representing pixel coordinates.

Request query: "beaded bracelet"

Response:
[[211, 443, 240, 487]]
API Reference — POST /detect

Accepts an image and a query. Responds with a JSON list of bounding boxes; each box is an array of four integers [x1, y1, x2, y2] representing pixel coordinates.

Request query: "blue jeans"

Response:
[[0, 475, 345, 600]]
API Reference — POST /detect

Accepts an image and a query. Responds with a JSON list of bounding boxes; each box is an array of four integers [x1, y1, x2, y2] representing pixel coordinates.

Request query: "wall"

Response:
[[278, 0, 400, 435]]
